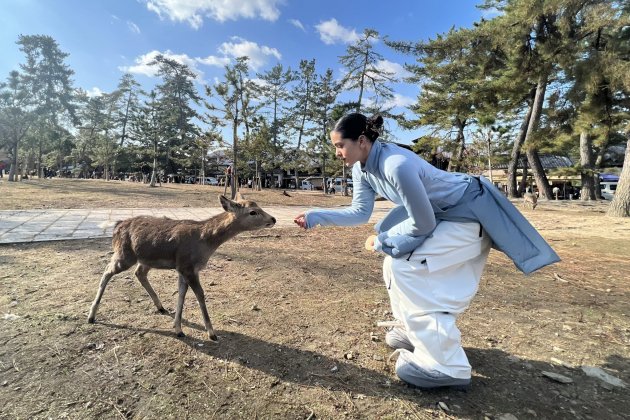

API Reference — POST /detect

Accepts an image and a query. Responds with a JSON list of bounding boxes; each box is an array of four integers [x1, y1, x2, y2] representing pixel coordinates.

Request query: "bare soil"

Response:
[[1, 179, 629, 419]]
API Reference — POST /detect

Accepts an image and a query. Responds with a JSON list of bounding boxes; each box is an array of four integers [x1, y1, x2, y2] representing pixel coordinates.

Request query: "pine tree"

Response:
[[340, 29, 395, 113], [0, 70, 36, 181], [310, 68, 339, 194], [150, 54, 201, 177], [17, 35, 77, 179], [289, 59, 317, 189]]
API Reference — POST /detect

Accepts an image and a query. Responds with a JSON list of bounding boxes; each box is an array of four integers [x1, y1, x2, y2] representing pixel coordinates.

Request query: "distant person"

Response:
[[294, 113, 559, 389], [552, 186, 560, 200]]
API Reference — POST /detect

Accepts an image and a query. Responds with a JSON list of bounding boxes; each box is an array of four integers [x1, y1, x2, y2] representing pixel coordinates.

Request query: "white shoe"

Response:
[[385, 327, 414, 351], [394, 349, 471, 390]]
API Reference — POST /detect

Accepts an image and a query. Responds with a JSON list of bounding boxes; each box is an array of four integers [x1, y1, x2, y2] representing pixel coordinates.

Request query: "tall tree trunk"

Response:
[[37, 142, 43, 179], [519, 164, 529, 194], [447, 122, 465, 172], [523, 73, 552, 199], [149, 155, 158, 187], [526, 148, 551, 199], [607, 133, 630, 217], [231, 117, 238, 200], [9, 143, 18, 182], [579, 130, 596, 201], [507, 89, 536, 197]]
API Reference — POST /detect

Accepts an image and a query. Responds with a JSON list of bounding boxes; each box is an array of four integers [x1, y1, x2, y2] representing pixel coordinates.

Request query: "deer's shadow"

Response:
[[96, 319, 630, 419]]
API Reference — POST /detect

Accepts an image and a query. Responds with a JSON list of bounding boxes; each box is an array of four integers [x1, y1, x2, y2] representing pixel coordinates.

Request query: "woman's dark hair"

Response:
[[333, 113, 383, 142]]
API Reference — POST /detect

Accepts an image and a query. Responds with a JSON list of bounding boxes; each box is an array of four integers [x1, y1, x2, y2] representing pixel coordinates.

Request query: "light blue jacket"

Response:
[[305, 141, 560, 274]]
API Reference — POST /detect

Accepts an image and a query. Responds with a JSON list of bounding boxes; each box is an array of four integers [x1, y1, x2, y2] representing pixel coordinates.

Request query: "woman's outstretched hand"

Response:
[[294, 213, 307, 229], [364, 235, 376, 251]]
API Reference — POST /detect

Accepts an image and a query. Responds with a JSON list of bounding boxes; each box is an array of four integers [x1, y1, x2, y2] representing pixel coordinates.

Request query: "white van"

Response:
[[600, 181, 617, 200], [330, 178, 353, 194], [202, 177, 219, 186]]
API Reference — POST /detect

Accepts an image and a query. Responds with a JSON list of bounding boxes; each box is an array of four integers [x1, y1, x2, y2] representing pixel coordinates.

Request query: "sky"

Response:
[[1, 0, 494, 144]]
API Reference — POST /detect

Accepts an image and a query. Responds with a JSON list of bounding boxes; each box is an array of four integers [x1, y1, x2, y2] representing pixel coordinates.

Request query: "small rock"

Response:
[[251, 304, 260, 311], [525, 409, 537, 416], [372, 355, 384, 361], [3, 313, 21, 321], [2, 381, 8, 387], [370, 332, 380, 342], [344, 352, 354, 360], [581, 366, 627, 388], [562, 325, 573, 331], [255, 266, 263, 271], [208, 281, 216, 286], [542, 371, 573, 384], [225, 257, 232, 261], [438, 401, 450, 412], [9, 301, 18, 307], [330, 365, 339, 373], [84, 401, 92, 409], [497, 414, 519, 420], [95, 342, 105, 350]]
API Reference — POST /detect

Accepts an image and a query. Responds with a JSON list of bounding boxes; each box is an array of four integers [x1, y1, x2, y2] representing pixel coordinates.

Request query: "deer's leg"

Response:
[[173, 273, 189, 337], [186, 272, 217, 341], [87, 257, 134, 323], [134, 264, 166, 313]]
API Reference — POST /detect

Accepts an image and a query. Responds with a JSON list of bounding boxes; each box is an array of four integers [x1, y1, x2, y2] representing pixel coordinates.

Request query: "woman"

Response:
[[294, 113, 559, 389]]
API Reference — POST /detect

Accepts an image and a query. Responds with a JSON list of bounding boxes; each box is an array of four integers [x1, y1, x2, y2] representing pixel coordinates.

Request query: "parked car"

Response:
[[600, 181, 617, 200], [300, 180, 314, 190], [203, 177, 219, 186], [329, 178, 353, 194]]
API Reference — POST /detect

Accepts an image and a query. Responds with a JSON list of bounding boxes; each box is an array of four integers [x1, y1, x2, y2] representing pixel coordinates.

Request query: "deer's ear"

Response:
[[219, 195, 232, 211]]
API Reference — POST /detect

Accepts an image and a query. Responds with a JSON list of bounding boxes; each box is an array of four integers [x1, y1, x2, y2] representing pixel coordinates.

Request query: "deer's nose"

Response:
[[271, 217, 276, 224]]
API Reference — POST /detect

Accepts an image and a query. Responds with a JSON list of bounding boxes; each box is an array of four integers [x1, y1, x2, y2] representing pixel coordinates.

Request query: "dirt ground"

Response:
[[1, 179, 629, 419]]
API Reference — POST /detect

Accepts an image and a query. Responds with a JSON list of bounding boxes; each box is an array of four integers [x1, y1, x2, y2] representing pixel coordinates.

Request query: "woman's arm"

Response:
[[300, 167, 376, 228], [376, 159, 436, 242]]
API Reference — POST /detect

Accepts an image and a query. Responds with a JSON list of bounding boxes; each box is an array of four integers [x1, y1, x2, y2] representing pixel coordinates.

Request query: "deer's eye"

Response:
[[249, 211, 257, 216]]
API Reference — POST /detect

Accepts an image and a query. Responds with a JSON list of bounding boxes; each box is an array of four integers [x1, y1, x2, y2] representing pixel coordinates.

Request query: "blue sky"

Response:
[[1, 0, 491, 143]]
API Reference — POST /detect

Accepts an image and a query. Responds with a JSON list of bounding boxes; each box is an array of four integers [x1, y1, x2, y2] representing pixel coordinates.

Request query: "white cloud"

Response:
[[197, 55, 231, 67], [480, 7, 502, 19], [289, 18, 305, 32], [127, 21, 141, 34], [218, 37, 281, 70], [86, 87, 104, 97], [315, 18, 359, 45], [375, 60, 411, 80], [364, 93, 415, 110], [384, 93, 415, 109], [119, 50, 203, 78], [145, 0, 284, 29], [121, 37, 280, 81]]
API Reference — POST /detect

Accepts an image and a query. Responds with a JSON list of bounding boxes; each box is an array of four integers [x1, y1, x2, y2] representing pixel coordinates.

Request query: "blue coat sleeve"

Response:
[[375, 157, 436, 246], [304, 167, 375, 228]]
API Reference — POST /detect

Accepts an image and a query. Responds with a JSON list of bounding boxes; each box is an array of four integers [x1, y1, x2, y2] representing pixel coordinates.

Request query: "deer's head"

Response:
[[219, 194, 276, 230]]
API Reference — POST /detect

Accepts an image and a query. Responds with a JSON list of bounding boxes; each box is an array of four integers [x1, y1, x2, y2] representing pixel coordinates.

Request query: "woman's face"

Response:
[[330, 131, 371, 167]]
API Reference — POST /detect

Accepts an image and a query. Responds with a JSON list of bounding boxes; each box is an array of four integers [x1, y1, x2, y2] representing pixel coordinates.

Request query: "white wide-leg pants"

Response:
[[383, 221, 491, 379]]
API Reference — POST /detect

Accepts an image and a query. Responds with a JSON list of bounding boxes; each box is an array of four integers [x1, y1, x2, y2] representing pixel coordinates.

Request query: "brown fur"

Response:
[[522, 192, 538, 210], [87, 194, 276, 341]]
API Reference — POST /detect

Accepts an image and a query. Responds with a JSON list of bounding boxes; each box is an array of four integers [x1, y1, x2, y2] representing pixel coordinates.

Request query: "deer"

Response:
[[87, 194, 276, 341], [522, 192, 538, 210]]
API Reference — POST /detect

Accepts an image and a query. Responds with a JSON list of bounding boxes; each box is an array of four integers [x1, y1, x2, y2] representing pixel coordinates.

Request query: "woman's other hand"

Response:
[[294, 213, 307, 229], [364, 234, 376, 251]]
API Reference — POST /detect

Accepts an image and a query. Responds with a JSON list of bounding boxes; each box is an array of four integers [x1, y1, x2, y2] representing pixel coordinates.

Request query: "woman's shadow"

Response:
[[98, 318, 630, 419]]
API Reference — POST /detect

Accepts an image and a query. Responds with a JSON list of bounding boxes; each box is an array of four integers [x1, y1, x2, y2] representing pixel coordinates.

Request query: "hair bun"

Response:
[[365, 115, 383, 140]]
